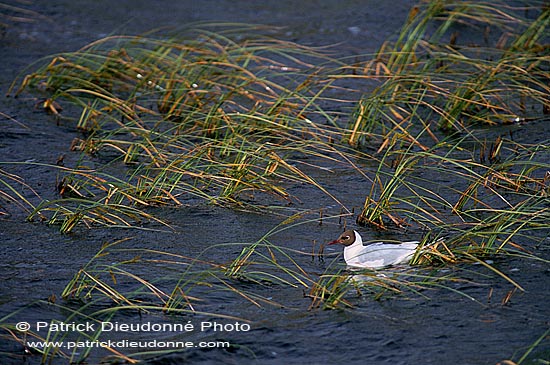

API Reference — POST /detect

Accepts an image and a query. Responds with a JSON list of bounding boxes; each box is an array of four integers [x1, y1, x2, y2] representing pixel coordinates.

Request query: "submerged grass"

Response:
[[0, 1, 46, 30]]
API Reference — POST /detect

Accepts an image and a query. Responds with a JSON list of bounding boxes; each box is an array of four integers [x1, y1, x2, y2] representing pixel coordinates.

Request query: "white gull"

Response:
[[328, 229, 423, 269]]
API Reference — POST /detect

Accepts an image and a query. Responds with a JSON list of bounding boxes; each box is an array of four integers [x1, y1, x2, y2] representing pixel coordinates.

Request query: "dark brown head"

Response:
[[328, 230, 357, 247]]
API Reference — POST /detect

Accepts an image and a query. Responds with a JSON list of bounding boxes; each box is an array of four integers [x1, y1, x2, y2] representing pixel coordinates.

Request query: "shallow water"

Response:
[[1, 1, 549, 364]]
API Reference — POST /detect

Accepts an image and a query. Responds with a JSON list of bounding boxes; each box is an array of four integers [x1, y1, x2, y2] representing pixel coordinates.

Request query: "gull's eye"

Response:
[[342, 235, 350, 240]]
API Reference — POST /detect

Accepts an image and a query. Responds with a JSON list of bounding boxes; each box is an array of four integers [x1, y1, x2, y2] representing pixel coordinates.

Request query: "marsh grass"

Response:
[[1, 218, 332, 362], [59, 216, 329, 313], [9, 25, 357, 231], [0, 161, 172, 232], [0, 214, 544, 362], [0, 236, 262, 363], [307, 231, 519, 309], [512, 328, 550, 365], [344, 0, 550, 264], [2, 4, 549, 362], [346, 0, 550, 144], [351, 127, 548, 303], [357, 131, 550, 229], [0, 167, 40, 216]]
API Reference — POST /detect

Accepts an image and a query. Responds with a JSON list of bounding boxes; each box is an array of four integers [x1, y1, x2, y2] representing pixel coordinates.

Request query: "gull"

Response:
[[328, 230, 425, 269]]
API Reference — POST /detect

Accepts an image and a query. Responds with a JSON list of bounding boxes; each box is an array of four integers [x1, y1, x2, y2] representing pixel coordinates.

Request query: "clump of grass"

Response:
[[27, 164, 173, 233], [349, 126, 549, 299], [345, 0, 550, 145], [59, 214, 333, 315], [356, 131, 550, 230], [224, 212, 318, 287], [0, 211, 543, 363], [309, 128, 547, 309], [10, 25, 355, 232], [0, 217, 324, 363]]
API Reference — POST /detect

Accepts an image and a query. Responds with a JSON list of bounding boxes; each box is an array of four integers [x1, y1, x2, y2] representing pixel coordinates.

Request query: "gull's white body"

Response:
[[330, 230, 420, 269]]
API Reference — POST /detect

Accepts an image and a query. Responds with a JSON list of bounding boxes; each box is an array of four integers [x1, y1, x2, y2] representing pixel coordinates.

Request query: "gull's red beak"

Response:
[[328, 238, 342, 245]]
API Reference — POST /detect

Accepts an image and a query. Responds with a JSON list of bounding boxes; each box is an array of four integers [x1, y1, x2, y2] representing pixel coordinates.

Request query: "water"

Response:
[[1, 1, 549, 364]]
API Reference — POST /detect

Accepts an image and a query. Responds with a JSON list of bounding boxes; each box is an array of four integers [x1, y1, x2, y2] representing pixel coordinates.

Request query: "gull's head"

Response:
[[328, 230, 360, 247]]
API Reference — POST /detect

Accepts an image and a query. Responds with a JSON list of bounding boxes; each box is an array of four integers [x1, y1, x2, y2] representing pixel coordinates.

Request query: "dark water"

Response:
[[1, 1, 549, 364]]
